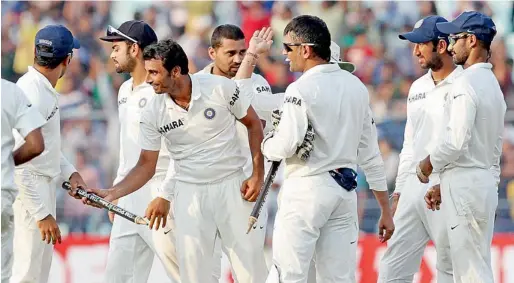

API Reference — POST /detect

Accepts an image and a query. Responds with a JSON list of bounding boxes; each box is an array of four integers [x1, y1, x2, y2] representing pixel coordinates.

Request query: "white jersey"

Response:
[[139, 74, 250, 191], [114, 78, 171, 182], [14, 66, 77, 180], [197, 63, 283, 175], [394, 66, 464, 193], [1, 79, 46, 191], [114, 78, 172, 208], [262, 64, 388, 191], [430, 63, 505, 184]]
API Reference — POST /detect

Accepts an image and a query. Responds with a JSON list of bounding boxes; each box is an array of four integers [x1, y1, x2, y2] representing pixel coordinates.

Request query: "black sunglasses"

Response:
[[283, 42, 316, 52]]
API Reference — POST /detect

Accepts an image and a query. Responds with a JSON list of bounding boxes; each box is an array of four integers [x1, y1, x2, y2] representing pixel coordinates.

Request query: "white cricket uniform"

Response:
[[139, 73, 268, 283], [105, 78, 180, 283], [11, 66, 78, 283], [429, 63, 505, 283], [261, 64, 388, 283], [197, 64, 283, 279], [1, 79, 46, 283], [378, 67, 464, 283]]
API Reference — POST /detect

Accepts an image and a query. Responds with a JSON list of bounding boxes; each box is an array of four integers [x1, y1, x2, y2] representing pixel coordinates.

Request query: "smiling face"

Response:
[[209, 38, 246, 78], [110, 41, 137, 73], [144, 58, 175, 94], [282, 32, 307, 73]]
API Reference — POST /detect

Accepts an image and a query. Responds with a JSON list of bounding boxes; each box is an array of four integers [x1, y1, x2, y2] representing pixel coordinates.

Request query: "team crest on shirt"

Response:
[[138, 98, 147, 108], [204, 108, 216, 120]]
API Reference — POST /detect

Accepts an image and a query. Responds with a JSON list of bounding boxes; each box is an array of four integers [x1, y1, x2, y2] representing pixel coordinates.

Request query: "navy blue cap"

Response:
[[35, 25, 80, 58], [436, 11, 497, 43], [99, 20, 157, 49], [399, 15, 449, 43]]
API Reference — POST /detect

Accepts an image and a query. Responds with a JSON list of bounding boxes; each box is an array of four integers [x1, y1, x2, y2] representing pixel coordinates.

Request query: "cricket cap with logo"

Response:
[[399, 15, 449, 43], [100, 20, 158, 49], [330, 41, 356, 73], [435, 11, 497, 43], [35, 25, 80, 58]]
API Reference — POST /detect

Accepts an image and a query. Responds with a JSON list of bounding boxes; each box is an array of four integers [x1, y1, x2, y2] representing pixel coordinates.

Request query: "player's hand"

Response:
[[417, 156, 433, 184], [424, 184, 441, 211], [248, 27, 273, 55], [82, 188, 114, 209], [145, 197, 170, 231], [377, 213, 395, 243], [241, 175, 264, 202], [391, 193, 400, 217], [67, 172, 88, 200], [37, 214, 61, 245], [108, 211, 115, 223]]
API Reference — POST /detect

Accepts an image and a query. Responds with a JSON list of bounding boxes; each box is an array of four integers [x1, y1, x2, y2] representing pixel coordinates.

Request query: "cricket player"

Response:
[[262, 15, 394, 283], [197, 24, 280, 278], [97, 20, 180, 283], [10, 25, 88, 283], [1, 79, 46, 283], [304, 40, 357, 283], [83, 34, 271, 282], [417, 11, 504, 283], [378, 15, 460, 283]]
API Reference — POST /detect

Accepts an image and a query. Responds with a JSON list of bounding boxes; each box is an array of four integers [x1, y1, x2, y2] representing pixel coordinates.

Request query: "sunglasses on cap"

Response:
[[107, 25, 138, 44], [283, 42, 316, 52]]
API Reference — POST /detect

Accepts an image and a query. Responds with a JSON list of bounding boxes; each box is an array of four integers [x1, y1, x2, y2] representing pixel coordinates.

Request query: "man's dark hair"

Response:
[[284, 15, 331, 61], [143, 39, 189, 75], [431, 38, 452, 56], [34, 45, 68, 69], [211, 24, 245, 48]]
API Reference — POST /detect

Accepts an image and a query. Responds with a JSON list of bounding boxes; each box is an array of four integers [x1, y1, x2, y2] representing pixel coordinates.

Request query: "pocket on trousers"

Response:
[[447, 181, 495, 222]]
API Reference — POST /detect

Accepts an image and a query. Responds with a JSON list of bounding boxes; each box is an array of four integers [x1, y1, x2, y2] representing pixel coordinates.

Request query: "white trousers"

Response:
[[11, 172, 55, 283], [378, 174, 453, 282], [212, 201, 268, 283], [105, 176, 180, 283], [1, 190, 17, 283], [440, 167, 497, 283], [173, 170, 268, 283], [266, 173, 359, 283]]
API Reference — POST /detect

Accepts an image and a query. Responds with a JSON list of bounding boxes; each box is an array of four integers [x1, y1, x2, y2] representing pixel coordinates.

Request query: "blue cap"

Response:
[[35, 25, 80, 58], [436, 11, 496, 43], [399, 15, 449, 43]]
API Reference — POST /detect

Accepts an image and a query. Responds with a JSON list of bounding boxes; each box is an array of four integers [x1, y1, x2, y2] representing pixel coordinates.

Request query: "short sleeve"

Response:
[[138, 104, 162, 151], [222, 78, 251, 120], [13, 86, 46, 137]]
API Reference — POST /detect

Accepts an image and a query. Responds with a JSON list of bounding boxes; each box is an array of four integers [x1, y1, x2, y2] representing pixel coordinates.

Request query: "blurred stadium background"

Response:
[[1, 1, 514, 282]]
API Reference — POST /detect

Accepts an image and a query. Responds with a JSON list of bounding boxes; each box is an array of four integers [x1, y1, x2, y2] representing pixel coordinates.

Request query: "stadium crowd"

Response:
[[2, 0, 514, 241]]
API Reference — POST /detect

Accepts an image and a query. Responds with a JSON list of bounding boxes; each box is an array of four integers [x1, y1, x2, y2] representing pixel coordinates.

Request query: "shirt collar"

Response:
[[300, 63, 341, 80], [27, 66, 60, 97], [425, 65, 464, 88], [165, 75, 201, 109], [465, 62, 493, 71], [203, 63, 214, 74]]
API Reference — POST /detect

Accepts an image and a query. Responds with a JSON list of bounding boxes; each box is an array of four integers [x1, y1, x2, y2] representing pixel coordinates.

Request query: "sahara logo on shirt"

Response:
[[284, 96, 302, 106], [408, 92, 426, 103], [118, 97, 128, 106], [255, 85, 271, 94], [229, 87, 240, 106], [47, 105, 59, 120], [158, 119, 184, 134]]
